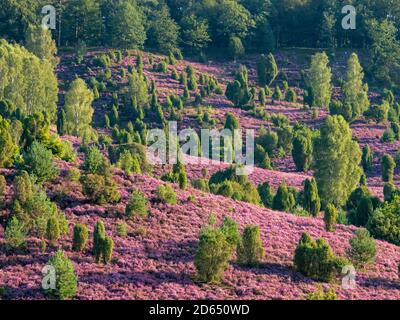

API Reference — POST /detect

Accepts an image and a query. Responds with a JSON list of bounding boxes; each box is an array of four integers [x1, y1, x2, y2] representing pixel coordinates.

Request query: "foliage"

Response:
[[324, 204, 337, 232], [303, 178, 320, 217], [347, 229, 376, 268], [156, 185, 177, 205], [381, 154, 395, 182], [257, 53, 278, 86], [126, 189, 149, 218], [237, 225, 265, 266], [72, 224, 89, 252], [5, 216, 26, 250]]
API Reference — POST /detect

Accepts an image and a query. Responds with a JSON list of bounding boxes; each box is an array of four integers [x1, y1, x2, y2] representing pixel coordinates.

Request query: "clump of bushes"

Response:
[[294, 232, 347, 282], [81, 173, 120, 205], [92, 220, 114, 264], [306, 286, 338, 300]]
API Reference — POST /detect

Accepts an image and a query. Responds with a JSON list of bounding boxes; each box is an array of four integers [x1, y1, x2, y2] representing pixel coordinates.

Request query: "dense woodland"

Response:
[[1, 0, 400, 301]]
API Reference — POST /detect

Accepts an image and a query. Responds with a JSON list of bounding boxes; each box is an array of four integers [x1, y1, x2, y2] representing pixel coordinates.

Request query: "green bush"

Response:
[[381, 127, 396, 143], [306, 286, 338, 300], [5, 216, 26, 250], [367, 196, 400, 245], [72, 224, 89, 252], [220, 216, 241, 248], [101, 236, 114, 264], [46, 216, 60, 243], [302, 178, 321, 217], [294, 232, 346, 282], [156, 185, 177, 205], [126, 190, 149, 218], [237, 225, 265, 266], [93, 220, 106, 262], [285, 88, 297, 103], [257, 182, 275, 208], [272, 180, 295, 212], [117, 150, 141, 175], [117, 222, 128, 237], [361, 144, 373, 172], [81, 174, 120, 205], [23, 141, 59, 183], [46, 251, 78, 300], [324, 204, 337, 232], [257, 53, 278, 86], [347, 229, 376, 268], [67, 168, 81, 182], [192, 179, 210, 192], [194, 227, 232, 283], [83, 146, 107, 175], [381, 153, 395, 182], [227, 36, 244, 60]]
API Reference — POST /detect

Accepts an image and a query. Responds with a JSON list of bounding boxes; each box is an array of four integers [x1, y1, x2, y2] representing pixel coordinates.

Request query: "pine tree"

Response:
[[257, 53, 279, 86], [381, 153, 395, 182], [303, 178, 321, 217], [324, 204, 337, 232]]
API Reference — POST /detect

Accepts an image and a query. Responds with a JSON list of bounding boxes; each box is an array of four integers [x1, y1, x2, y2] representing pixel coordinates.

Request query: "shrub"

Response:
[[294, 232, 346, 282], [101, 236, 114, 264], [225, 66, 253, 107], [381, 127, 396, 143], [257, 53, 278, 86], [23, 141, 59, 183], [0, 174, 6, 203], [272, 181, 295, 212], [285, 88, 297, 103], [5, 216, 26, 250], [192, 179, 210, 192], [194, 227, 232, 283], [46, 216, 60, 244], [46, 251, 77, 300], [257, 182, 275, 208], [228, 36, 244, 60], [237, 225, 265, 266], [349, 196, 374, 227], [367, 196, 400, 245], [72, 224, 89, 252], [93, 220, 106, 262], [347, 229, 376, 268], [126, 190, 149, 218], [272, 85, 282, 103], [306, 286, 338, 300], [364, 102, 389, 123], [156, 185, 177, 205], [81, 174, 120, 205], [292, 134, 313, 172], [361, 144, 373, 172], [117, 150, 141, 175], [381, 154, 395, 182], [220, 217, 241, 248], [67, 168, 81, 182], [324, 204, 337, 232], [83, 146, 107, 175], [302, 178, 320, 216], [117, 222, 128, 237]]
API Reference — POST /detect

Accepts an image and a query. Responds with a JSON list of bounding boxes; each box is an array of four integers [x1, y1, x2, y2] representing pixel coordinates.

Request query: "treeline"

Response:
[[2, 0, 400, 52]]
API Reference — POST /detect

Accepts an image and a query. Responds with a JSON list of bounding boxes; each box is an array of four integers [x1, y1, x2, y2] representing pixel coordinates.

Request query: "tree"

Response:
[[109, 0, 146, 49], [341, 53, 369, 120], [303, 178, 321, 217], [63, 78, 94, 137], [225, 66, 253, 107], [257, 53, 279, 86], [5, 216, 26, 250], [93, 219, 105, 262], [314, 116, 362, 207], [237, 225, 265, 266], [0, 40, 58, 119], [146, 5, 179, 53], [25, 24, 58, 68], [181, 14, 211, 54], [227, 36, 245, 60], [381, 154, 395, 182], [194, 226, 232, 283], [292, 133, 312, 172], [0, 116, 19, 168], [258, 182, 275, 208], [128, 70, 148, 108], [72, 223, 89, 252], [46, 216, 60, 244], [224, 112, 240, 132], [46, 251, 78, 300], [304, 52, 332, 108], [23, 141, 59, 183]]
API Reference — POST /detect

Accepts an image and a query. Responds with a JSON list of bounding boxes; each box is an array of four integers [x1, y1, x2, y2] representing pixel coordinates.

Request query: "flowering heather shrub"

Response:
[[156, 185, 177, 205], [46, 216, 60, 244], [46, 251, 77, 300], [347, 229, 376, 268], [237, 225, 265, 266], [294, 232, 347, 282], [126, 190, 149, 218], [306, 286, 338, 300], [324, 204, 337, 232], [194, 226, 232, 283], [5, 216, 26, 250], [72, 224, 89, 252]]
